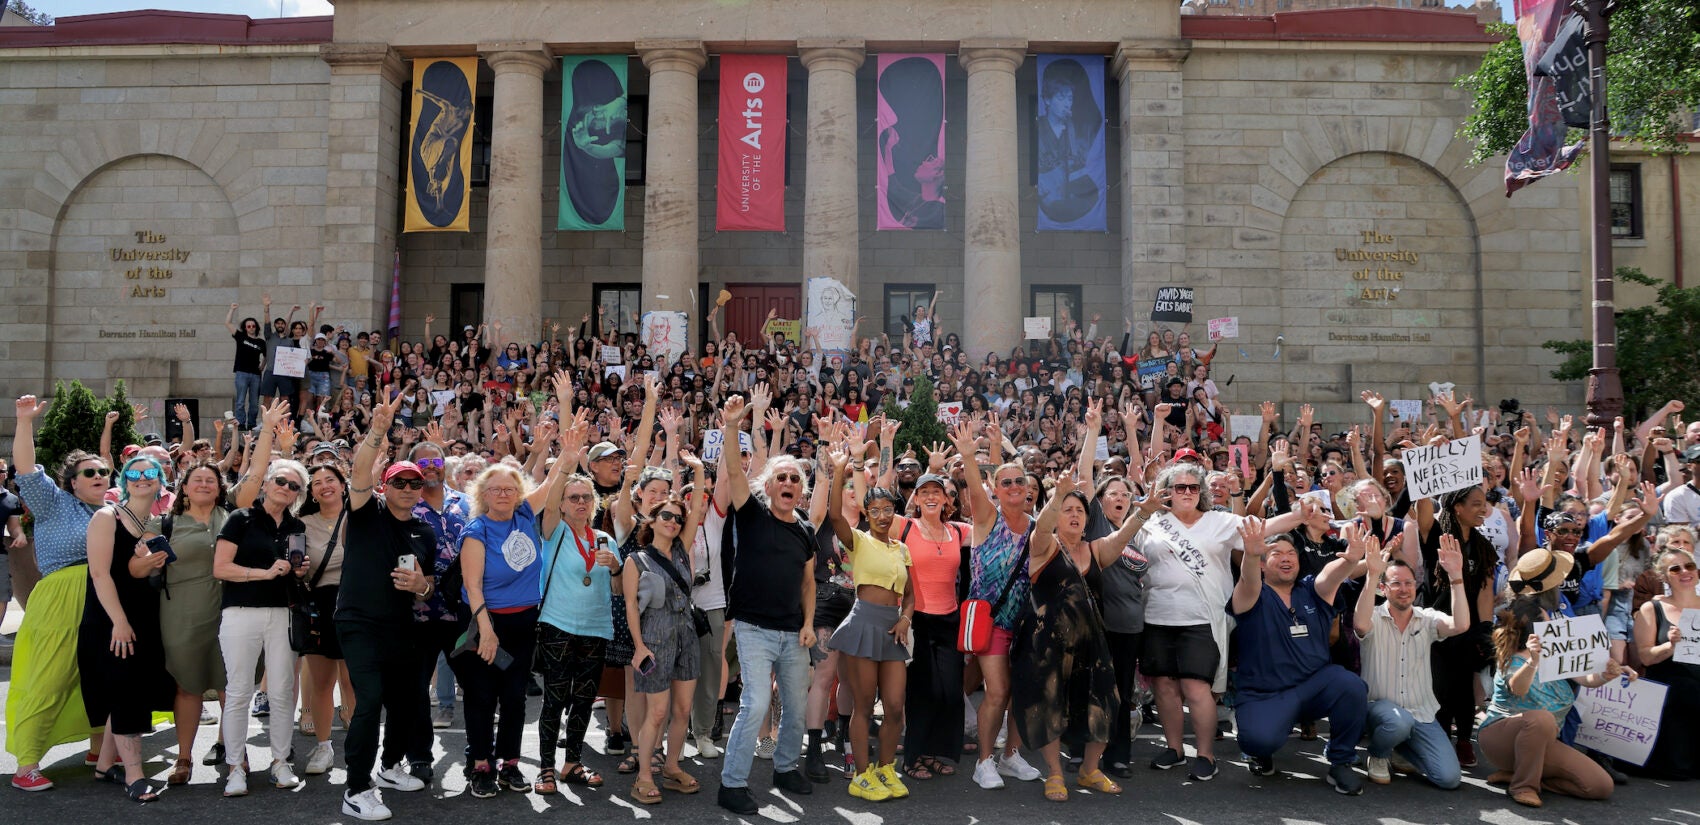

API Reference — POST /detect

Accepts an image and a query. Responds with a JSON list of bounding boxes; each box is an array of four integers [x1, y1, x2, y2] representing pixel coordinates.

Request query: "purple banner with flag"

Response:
[[1505, 0, 1584, 196], [875, 54, 946, 230], [1035, 55, 1107, 231]]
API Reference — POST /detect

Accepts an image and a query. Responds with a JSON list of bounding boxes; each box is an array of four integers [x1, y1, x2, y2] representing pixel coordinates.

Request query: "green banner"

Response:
[[558, 55, 628, 231]]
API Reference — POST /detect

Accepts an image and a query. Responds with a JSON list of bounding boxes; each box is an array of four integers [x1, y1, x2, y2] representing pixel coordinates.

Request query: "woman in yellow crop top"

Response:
[[825, 445, 915, 803]]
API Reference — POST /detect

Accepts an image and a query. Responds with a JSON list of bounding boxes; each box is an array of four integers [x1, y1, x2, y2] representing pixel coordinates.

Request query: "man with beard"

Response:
[[403, 437, 470, 779], [1228, 520, 1368, 796]]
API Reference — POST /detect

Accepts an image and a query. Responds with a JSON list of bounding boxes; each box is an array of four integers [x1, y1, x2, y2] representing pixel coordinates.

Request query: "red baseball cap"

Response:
[[1171, 448, 1203, 464], [382, 461, 424, 481]]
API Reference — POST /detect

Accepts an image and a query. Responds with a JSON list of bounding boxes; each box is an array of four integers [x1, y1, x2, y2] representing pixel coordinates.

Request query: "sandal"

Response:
[[126, 778, 160, 804], [533, 768, 557, 795], [661, 769, 700, 794], [168, 758, 193, 786], [561, 763, 604, 787], [629, 779, 662, 805], [1076, 769, 1122, 794], [93, 765, 125, 785], [903, 761, 934, 781], [922, 756, 956, 776], [1043, 773, 1068, 802], [616, 755, 640, 774]]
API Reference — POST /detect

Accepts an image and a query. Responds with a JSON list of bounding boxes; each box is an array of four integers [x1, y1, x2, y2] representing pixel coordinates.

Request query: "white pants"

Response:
[[220, 606, 297, 767]]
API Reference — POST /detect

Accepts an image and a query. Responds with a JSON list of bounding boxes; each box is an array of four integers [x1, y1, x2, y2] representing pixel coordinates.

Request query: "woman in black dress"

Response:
[[1631, 547, 1700, 779]]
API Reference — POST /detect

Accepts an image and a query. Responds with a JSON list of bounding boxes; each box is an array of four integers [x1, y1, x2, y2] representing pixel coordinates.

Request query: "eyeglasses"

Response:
[[566, 493, 595, 504], [865, 507, 896, 518], [773, 473, 802, 484], [388, 478, 426, 491], [484, 486, 520, 497], [1321, 471, 1340, 479], [123, 467, 162, 481], [1171, 484, 1202, 494], [271, 477, 303, 492], [77, 467, 114, 479], [1668, 562, 1698, 574], [998, 477, 1029, 488], [415, 457, 445, 469], [655, 510, 685, 524]]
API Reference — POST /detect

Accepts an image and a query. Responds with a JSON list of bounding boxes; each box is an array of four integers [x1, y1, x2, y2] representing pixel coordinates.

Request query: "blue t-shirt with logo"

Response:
[[461, 500, 542, 610], [1230, 575, 1336, 696]]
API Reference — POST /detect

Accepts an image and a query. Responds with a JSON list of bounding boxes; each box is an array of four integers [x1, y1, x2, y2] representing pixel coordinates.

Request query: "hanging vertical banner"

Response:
[[559, 55, 628, 231], [1505, 0, 1584, 196], [404, 57, 477, 233], [716, 54, 788, 232], [875, 54, 946, 230], [1035, 54, 1106, 232]]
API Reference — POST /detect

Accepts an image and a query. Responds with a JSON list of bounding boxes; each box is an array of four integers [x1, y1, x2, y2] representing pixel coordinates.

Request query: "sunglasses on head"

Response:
[[414, 457, 445, 469], [271, 477, 302, 492], [655, 510, 685, 524], [77, 466, 114, 479], [388, 477, 426, 491], [124, 467, 162, 481]]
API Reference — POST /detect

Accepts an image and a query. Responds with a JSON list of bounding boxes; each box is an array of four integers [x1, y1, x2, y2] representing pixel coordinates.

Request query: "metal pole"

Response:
[[1581, 0, 1623, 427]]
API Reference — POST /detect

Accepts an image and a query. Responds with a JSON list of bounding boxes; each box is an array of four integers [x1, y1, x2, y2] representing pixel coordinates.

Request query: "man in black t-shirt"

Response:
[[225, 303, 266, 430], [715, 392, 818, 814], [337, 391, 436, 822]]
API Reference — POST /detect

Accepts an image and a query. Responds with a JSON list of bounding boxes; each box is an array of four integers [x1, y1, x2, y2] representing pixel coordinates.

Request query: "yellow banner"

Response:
[[404, 57, 477, 233]]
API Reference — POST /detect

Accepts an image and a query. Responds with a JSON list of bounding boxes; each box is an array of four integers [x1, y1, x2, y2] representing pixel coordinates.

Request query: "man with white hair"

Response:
[[716, 393, 818, 814]]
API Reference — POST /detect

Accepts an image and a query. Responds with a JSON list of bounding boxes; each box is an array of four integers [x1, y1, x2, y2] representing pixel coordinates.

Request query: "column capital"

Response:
[[798, 39, 865, 73], [958, 40, 1027, 74], [1112, 38, 1191, 76], [319, 42, 406, 85], [637, 39, 708, 74], [479, 42, 554, 76]]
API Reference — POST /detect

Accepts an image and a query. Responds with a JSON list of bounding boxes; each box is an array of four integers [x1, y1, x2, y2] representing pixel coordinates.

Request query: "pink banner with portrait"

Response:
[[875, 53, 946, 230]]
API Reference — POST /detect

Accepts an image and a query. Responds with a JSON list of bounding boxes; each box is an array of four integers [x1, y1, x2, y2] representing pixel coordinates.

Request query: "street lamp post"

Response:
[[1579, 0, 1624, 427]]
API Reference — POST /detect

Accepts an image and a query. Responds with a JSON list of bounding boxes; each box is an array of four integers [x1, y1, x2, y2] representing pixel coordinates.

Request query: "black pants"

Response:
[[1431, 626, 1488, 743], [1103, 630, 1142, 765], [461, 607, 539, 763], [903, 610, 964, 765], [535, 623, 606, 768], [339, 621, 422, 792], [407, 619, 467, 766]]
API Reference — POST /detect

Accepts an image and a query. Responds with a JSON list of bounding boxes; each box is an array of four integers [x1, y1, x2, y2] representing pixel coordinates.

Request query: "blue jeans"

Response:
[[1236, 664, 1366, 766], [1367, 699, 1462, 789], [435, 652, 456, 709], [720, 621, 810, 789], [233, 371, 261, 429]]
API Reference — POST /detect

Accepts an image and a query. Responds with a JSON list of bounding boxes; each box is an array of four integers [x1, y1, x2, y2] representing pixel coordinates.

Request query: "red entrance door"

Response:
[[722, 282, 801, 346]]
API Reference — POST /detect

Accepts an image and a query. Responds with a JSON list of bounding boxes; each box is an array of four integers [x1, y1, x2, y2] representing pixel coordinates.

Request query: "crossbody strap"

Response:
[[305, 506, 346, 591], [988, 525, 1033, 612], [538, 526, 572, 611], [644, 545, 695, 605]]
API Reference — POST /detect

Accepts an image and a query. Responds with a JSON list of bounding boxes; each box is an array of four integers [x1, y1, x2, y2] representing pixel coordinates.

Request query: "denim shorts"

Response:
[[1603, 588, 1633, 641], [308, 371, 331, 397]]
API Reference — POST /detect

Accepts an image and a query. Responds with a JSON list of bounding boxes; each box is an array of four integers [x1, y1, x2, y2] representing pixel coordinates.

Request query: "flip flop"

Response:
[[661, 769, 699, 794]]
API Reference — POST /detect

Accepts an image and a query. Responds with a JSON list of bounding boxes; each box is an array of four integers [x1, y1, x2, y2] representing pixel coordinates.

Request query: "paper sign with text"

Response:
[[1534, 614, 1611, 683], [603, 364, 627, 382], [272, 347, 308, 378], [1149, 286, 1194, 323], [1207, 317, 1239, 341], [1677, 609, 1700, 666], [1573, 678, 1668, 766], [701, 429, 752, 463], [1390, 399, 1424, 423], [1400, 434, 1482, 499], [1228, 415, 1263, 440], [1023, 316, 1052, 340], [601, 345, 623, 364], [936, 402, 964, 426], [1096, 435, 1110, 462], [1137, 357, 1169, 379]]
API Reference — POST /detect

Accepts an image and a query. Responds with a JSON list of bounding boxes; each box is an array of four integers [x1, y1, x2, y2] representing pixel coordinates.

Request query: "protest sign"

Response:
[[1150, 286, 1194, 323], [1390, 399, 1424, 423], [430, 389, 456, 416], [701, 429, 753, 464], [1533, 614, 1611, 683], [1023, 316, 1052, 340], [1137, 357, 1168, 379], [806, 276, 856, 359], [1228, 415, 1263, 440], [1400, 434, 1482, 499], [762, 317, 801, 343], [1207, 317, 1239, 341], [603, 364, 627, 382], [272, 347, 307, 378], [1677, 609, 1700, 666], [601, 345, 623, 364], [1096, 435, 1110, 462], [1573, 678, 1668, 766], [1230, 444, 1252, 479], [641, 311, 688, 366], [936, 402, 964, 426]]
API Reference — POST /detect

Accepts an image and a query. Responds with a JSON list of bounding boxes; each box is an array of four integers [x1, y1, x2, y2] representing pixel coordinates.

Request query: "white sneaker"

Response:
[[995, 751, 1041, 781], [972, 757, 1005, 790], [755, 736, 777, 760], [374, 762, 426, 792], [1367, 756, 1392, 785], [224, 766, 248, 797], [342, 787, 393, 821], [694, 735, 721, 759], [271, 759, 300, 789], [305, 742, 335, 776], [431, 706, 454, 729]]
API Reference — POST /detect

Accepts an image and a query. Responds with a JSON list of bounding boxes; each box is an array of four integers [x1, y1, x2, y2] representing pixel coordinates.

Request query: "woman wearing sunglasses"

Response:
[[78, 454, 177, 803], [1632, 546, 1700, 779], [7, 394, 111, 792], [214, 399, 310, 796]]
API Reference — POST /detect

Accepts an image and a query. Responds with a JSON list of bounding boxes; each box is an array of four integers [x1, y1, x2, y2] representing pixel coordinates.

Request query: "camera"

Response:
[[1498, 398, 1521, 416]]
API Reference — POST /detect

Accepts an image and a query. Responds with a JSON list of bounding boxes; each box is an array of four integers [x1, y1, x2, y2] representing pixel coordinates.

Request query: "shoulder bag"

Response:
[[289, 507, 345, 655]]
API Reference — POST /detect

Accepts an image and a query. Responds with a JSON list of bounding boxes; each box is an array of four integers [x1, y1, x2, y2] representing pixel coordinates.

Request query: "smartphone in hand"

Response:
[[144, 535, 177, 564]]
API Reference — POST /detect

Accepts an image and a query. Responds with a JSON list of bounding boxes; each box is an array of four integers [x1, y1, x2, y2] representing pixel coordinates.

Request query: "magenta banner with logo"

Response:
[[875, 53, 946, 230], [716, 54, 787, 231]]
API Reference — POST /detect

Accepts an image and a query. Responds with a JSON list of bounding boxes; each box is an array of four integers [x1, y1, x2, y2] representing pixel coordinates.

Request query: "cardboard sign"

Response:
[[271, 346, 307, 378], [1228, 415, 1263, 441], [1150, 286, 1194, 323], [1573, 678, 1668, 766], [936, 402, 964, 426], [430, 389, 456, 415], [603, 364, 627, 382], [1207, 316, 1239, 341], [1534, 614, 1611, 683], [1400, 434, 1483, 499], [762, 317, 801, 343], [601, 345, 623, 364], [701, 429, 753, 463], [641, 311, 688, 367], [1677, 609, 1700, 666], [1023, 316, 1052, 340], [1390, 399, 1424, 423]]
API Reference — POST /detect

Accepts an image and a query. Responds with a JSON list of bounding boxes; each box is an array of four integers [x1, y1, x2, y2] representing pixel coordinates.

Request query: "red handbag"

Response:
[[957, 541, 1030, 654]]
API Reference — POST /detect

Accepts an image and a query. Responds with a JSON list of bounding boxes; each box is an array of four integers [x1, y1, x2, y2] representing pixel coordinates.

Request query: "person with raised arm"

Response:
[[1631, 543, 1700, 779]]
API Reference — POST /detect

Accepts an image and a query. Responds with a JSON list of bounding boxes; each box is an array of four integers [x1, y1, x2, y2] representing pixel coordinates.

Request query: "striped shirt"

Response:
[[1357, 602, 1444, 724]]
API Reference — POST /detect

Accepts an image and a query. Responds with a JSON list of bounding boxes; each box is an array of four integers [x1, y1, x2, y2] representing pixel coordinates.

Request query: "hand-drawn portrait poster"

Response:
[[405, 57, 477, 232]]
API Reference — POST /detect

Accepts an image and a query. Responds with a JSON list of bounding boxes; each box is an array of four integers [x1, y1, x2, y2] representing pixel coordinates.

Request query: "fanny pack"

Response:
[[958, 530, 1030, 655]]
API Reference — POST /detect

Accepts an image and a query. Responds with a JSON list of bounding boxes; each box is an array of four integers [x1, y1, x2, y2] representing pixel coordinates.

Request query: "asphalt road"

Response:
[[0, 669, 1693, 825]]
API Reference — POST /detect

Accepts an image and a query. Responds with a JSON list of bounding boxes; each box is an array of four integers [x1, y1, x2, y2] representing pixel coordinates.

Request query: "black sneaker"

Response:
[[718, 785, 759, 815], [1150, 748, 1186, 770], [498, 762, 530, 793], [1246, 754, 1277, 777], [804, 750, 829, 783], [468, 766, 499, 798], [772, 768, 813, 795], [409, 760, 434, 783], [605, 730, 627, 756], [202, 741, 226, 767], [1107, 761, 1133, 779], [1326, 762, 1363, 796], [1189, 756, 1218, 781]]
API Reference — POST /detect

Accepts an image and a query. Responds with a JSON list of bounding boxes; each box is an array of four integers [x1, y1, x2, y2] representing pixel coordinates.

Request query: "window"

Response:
[[1609, 165, 1643, 239], [449, 284, 484, 340], [884, 284, 935, 340], [594, 283, 642, 335], [625, 96, 648, 186], [1030, 286, 1082, 336], [471, 95, 493, 187]]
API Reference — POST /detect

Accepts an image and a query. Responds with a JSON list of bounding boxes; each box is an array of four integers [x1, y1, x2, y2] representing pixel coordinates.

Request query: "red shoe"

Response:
[[82, 752, 98, 767], [1454, 738, 1476, 768], [12, 770, 54, 792]]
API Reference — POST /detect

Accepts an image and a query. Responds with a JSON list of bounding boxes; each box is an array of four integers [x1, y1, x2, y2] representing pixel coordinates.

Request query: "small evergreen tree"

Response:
[[894, 375, 948, 458], [105, 379, 143, 449], [34, 380, 105, 474]]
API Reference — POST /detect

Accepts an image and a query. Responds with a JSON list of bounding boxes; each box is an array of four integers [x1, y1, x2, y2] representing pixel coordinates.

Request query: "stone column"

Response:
[[479, 43, 554, 342], [637, 40, 708, 316], [319, 43, 406, 331], [959, 41, 1026, 360], [1113, 39, 1191, 330], [799, 40, 865, 297]]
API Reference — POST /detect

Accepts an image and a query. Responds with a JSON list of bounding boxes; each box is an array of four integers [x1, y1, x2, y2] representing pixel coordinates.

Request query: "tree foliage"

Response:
[[1544, 268, 1700, 420], [1456, 3, 1700, 163], [5, 0, 52, 25], [32, 379, 139, 474], [884, 375, 948, 458]]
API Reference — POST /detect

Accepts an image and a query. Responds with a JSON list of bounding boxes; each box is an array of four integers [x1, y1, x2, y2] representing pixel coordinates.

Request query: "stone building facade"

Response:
[[1, 1, 1660, 435]]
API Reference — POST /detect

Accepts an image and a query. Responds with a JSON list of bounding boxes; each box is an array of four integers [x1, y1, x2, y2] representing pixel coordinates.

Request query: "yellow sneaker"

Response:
[[876, 763, 910, 798], [848, 767, 893, 802]]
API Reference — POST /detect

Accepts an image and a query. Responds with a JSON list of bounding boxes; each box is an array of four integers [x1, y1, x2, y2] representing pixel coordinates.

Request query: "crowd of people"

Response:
[[2, 295, 1697, 819]]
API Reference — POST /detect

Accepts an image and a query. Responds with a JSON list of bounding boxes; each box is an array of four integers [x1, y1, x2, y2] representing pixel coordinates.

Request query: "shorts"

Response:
[[1603, 588, 1633, 641], [260, 373, 297, 397], [1141, 623, 1220, 683], [302, 585, 344, 660], [984, 627, 1015, 657], [634, 612, 699, 694], [810, 624, 835, 665], [307, 371, 331, 397]]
